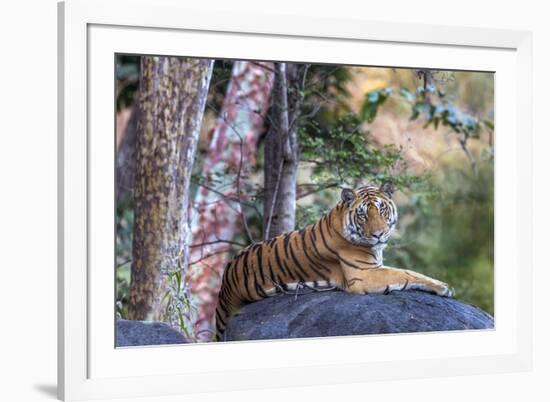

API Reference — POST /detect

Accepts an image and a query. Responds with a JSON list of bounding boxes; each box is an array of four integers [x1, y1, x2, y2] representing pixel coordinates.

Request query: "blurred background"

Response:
[[116, 56, 494, 341]]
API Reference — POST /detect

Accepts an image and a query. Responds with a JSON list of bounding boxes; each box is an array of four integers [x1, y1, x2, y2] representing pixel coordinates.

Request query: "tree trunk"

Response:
[[263, 63, 303, 239], [128, 56, 213, 322], [188, 61, 274, 341]]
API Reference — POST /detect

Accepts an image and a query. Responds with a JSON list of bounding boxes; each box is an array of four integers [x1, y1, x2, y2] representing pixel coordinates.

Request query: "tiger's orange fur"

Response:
[[214, 183, 452, 341]]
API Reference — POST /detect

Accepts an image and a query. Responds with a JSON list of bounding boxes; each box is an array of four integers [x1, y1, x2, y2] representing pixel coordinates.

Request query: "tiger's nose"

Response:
[[372, 229, 384, 239]]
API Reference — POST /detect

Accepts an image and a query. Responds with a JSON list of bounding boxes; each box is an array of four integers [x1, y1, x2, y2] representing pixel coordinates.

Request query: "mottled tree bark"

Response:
[[128, 56, 213, 321], [188, 61, 274, 341], [263, 63, 304, 239]]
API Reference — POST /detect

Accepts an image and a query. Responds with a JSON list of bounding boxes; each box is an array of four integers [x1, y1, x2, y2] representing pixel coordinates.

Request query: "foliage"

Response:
[[359, 88, 393, 123], [357, 72, 495, 313], [295, 203, 332, 229], [400, 86, 483, 138], [363, 80, 492, 155], [291, 67, 430, 226], [116, 55, 140, 111], [115, 194, 134, 319], [163, 259, 199, 341], [385, 156, 494, 314], [300, 113, 426, 188]]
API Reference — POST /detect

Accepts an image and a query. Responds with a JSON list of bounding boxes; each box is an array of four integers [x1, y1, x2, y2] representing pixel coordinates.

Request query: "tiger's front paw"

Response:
[[435, 281, 454, 298]]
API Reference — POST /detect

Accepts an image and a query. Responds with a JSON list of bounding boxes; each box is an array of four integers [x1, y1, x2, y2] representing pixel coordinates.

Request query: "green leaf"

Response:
[[400, 88, 415, 102], [483, 120, 494, 130], [360, 102, 377, 123], [410, 105, 420, 120], [367, 91, 380, 103], [360, 88, 392, 123]]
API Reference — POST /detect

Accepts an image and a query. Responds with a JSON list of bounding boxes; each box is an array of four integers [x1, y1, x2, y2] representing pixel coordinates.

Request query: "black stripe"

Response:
[[319, 219, 367, 269], [346, 277, 363, 286], [302, 248, 330, 279], [309, 226, 327, 261], [339, 256, 367, 270], [273, 240, 287, 276], [215, 309, 226, 326], [271, 271, 285, 292], [297, 231, 330, 279], [230, 259, 240, 295], [223, 262, 231, 273], [355, 259, 379, 266], [225, 261, 236, 291], [252, 268, 267, 298], [311, 222, 318, 241], [306, 227, 335, 273], [361, 249, 378, 258], [283, 233, 292, 259], [274, 241, 296, 280], [318, 218, 339, 257], [267, 259, 276, 284], [218, 284, 228, 301], [217, 298, 229, 315], [287, 246, 308, 283], [221, 283, 236, 302], [255, 245, 266, 285], [242, 253, 254, 301], [325, 215, 335, 235]]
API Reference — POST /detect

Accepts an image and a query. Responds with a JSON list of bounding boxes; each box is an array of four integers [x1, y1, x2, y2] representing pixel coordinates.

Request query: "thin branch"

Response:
[[264, 158, 284, 240], [458, 134, 478, 176], [300, 159, 323, 165], [213, 109, 257, 244], [267, 278, 336, 299], [296, 183, 339, 200], [249, 61, 276, 74], [196, 103, 265, 224], [300, 102, 323, 120], [299, 282, 337, 292], [189, 239, 248, 249], [310, 88, 340, 105], [288, 64, 309, 135], [189, 248, 234, 266], [192, 180, 258, 214], [300, 64, 310, 91], [115, 78, 138, 103], [274, 63, 292, 160], [116, 259, 132, 269], [304, 66, 341, 89]]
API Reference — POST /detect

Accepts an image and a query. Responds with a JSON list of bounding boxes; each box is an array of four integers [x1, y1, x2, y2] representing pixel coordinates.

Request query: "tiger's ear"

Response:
[[341, 188, 356, 205], [379, 182, 395, 198]]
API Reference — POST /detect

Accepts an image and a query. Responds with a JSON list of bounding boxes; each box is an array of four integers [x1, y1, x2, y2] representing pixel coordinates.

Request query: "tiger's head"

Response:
[[339, 183, 398, 250]]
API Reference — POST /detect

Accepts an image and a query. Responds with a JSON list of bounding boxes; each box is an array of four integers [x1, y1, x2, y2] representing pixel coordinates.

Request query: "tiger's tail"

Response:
[[214, 277, 241, 342], [214, 298, 240, 342]]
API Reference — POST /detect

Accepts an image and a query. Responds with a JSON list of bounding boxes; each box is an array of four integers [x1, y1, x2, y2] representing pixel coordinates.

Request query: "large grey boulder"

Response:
[[222, 290, 494, 342], [116, 319, 187, 347]]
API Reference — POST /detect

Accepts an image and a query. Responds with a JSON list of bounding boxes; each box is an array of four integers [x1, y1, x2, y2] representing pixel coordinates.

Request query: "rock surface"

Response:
[[222, 290, 494, 342], [116, 319, 187, 347]]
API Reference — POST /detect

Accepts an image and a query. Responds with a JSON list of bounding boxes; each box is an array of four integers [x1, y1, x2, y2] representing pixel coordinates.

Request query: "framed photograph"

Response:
[[58, 0, 533, 400]]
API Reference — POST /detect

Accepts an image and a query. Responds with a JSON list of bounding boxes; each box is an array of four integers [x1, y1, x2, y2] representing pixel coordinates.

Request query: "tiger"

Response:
[[214, 182, 453, 341]]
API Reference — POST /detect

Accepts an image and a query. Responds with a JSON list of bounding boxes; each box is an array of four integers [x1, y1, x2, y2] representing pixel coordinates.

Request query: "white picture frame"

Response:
[[58, 0, 533, 400]]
